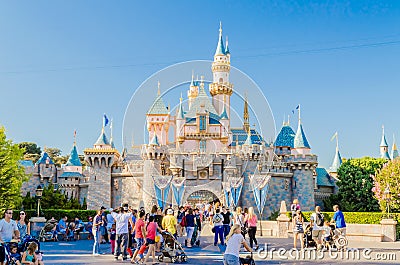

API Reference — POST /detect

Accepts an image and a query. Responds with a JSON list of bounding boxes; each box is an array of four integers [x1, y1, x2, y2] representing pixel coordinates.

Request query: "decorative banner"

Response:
[[171, 177, 185, 207], [250, 169, 271, 215], [229, 177, 244, 207], [222, 182, 232, 208], [153, 175, 173, 208]]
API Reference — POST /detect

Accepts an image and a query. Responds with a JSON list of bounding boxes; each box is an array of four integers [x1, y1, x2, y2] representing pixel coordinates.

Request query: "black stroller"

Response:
[[39, 219, 57, 241], [303, 224, 316, 248], [240, 252, 255, 265], [158, 231, 187, 263], [190, 223, 200, 247]]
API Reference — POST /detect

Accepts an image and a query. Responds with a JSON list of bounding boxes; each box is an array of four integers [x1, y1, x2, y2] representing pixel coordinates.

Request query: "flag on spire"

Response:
[[103, 114, 109, 127]]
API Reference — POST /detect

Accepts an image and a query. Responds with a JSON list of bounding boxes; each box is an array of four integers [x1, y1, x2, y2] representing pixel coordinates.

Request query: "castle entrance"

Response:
[[186, 190, 219, 207]]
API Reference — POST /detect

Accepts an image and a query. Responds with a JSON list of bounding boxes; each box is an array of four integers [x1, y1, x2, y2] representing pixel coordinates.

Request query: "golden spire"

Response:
[[157, 81, 161, 96], [243, 92, 249, 133]]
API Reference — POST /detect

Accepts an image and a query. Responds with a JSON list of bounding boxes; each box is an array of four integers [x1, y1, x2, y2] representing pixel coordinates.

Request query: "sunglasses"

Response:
[[6, 212, 13, 214], [20, 213, 25, 215]]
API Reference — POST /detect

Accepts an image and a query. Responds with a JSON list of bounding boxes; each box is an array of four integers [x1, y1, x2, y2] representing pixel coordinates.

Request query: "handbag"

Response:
[[211, 227, 215, 233], [180, 216, 187, 227], [237, 215, 248, 235], [239, 253, 254, 265], [155, 235, 160, 243]]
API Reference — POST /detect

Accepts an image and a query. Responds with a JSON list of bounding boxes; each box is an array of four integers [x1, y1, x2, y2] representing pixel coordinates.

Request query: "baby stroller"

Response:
[[19, 234, 41, 252], [39, 220, 57, 241], [158, 231, 187, 263], [240, 252, 255, 265], [328, 225, 348, 250], [303, 224, 316, 248], [1, 242, 20, 265]]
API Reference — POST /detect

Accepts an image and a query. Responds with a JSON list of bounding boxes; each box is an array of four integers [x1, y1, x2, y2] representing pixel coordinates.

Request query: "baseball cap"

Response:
[[167, 209, 173, 215], [100, 206, 106, 210]]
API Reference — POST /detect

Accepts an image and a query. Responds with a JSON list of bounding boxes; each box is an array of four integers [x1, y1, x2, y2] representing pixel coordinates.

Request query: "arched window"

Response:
[[219, 78, 223, 83]]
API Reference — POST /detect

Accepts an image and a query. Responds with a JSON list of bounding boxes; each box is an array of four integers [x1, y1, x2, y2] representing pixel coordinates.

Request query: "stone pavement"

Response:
[[41, 234, 400, 265]]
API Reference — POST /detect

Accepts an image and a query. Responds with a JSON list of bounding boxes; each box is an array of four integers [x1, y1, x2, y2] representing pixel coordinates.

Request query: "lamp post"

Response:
[[383, 184, 391, 219], [36, 185, 43, 217]]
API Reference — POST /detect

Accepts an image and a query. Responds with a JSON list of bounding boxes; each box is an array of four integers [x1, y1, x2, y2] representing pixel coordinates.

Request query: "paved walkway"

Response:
[[41, 234, 400, 264]]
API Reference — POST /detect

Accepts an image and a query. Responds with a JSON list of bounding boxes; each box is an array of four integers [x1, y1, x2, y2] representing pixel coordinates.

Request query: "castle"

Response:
[[21, 25, 350, 217]]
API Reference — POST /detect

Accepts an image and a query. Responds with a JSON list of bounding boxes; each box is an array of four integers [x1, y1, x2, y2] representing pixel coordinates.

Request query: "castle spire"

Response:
[[225, 36, 230, 54], [380, 125, 390, 159], [243, 93, 250, 133], [177, 93, 185, 120], [110, 118, 115, 148], [329, 132, 342, 173], [392, 134, 399, 159], [293, 105, 310, 149], [243, 129, 253, 146], [215, 21, 226, 55], [157, 81, 161, 96]]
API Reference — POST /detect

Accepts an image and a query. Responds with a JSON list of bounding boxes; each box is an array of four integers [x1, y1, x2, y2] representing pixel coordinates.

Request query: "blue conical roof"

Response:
[[150, 134, 159, 146], [380, 134, 388, 147], [329, 147, 342, 173], [274, 125, 295, 147], [66, 145, 82, 166], [294, 123, 311, 148], [215, 25, 226, 56], [147, 95, 168, 115], [36, 152, 54, 165], [177, 98, 185, 120], [95, 128, 110, 146]]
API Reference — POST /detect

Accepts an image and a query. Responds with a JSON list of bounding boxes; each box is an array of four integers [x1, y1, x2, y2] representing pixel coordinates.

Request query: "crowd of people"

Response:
[[0, 200, 347, 265]]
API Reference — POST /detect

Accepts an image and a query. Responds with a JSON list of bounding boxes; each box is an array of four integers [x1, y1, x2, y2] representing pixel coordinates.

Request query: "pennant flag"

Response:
[[330, 132, 338, 142], [152, 175, 173, 208], [103, 114, 109, 127], [291, 104, 300, 114]]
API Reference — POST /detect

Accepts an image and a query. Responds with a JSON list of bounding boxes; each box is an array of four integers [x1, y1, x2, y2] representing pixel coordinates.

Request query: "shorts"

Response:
[[312, 229, 323, 240], [146, 238, 155, 245], [100, 226, 107, 236], [135, 238, 144, 258]]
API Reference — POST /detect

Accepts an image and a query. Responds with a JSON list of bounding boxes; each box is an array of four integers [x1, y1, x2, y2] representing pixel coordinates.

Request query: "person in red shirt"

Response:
[[143, 215, 163, 264], [131, 211, 146, 264]]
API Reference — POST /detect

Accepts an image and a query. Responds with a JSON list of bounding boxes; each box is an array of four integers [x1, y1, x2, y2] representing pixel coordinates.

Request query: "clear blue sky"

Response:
[[1, 0, 399, 168]]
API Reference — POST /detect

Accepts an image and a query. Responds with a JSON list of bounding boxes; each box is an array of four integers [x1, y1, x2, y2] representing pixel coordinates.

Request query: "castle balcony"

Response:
[[209, 82, 233, 96]]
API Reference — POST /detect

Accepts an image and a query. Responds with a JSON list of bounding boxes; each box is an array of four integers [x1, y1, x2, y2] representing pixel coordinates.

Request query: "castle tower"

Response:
[[209, 23, 233, 119], [176, 94, 185, 144], [84, 115, 120, 209], [290, 105, 316, 211], [391, 135, 399, 159], [380, 126, 390, 160], [60, 133, 83, 200], [35, 151, 57, 184], [146, 82, 170, 146]]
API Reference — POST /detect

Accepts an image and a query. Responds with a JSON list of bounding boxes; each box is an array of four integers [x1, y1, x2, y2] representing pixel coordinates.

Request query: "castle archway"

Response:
[[185, 190, 219, 207]]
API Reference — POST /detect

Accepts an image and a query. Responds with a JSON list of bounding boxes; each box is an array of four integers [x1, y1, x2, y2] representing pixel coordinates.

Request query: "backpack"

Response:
[[316, 213, 324, 226], [213, 214, 222, 224]]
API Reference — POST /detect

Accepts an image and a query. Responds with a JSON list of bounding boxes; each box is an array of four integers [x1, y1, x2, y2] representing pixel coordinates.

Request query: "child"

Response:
[[110, 223, 116, 254], [322, 221, 332, 249], [9, 245, 21, 265], [22, 242, 44, 265]]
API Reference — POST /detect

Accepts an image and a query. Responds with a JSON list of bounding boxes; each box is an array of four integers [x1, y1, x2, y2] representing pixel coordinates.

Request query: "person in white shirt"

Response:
[[310, 206, 324, 250], [223, 224, 252, 265], [111, 206, 134, 261], [0, 209, 20, 265]]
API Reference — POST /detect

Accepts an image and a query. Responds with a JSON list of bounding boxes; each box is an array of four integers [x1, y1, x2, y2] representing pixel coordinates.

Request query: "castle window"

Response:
[[200, 140, 206, 153], [219, 78, 223, 83], [199, 116, 206, 131]]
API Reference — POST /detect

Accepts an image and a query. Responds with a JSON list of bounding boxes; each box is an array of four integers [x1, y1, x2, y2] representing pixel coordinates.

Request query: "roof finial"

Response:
[[226, 36, 229, 53], [73, 130, 77, 146], [243, 92, 249, 133], [157, 81, 161, 96], [180, 92, 183, 102], [287, 115, 290, 126], [219, 21, 222, 35]]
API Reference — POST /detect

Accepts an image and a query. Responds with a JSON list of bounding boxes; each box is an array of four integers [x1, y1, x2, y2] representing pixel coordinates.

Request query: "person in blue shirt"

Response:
[[332, 205, 346, 235]]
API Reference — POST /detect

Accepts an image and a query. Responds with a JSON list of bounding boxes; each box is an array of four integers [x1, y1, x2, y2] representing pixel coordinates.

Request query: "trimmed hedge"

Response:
[[15, 209, 97, 221]]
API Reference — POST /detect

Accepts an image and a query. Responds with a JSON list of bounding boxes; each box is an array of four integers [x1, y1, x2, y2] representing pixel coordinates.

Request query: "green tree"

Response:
[[53, 155, 68, 167], [43, 147, 62, 160], [18, 142, 41, 155], [372, 158, 400, 213], [324, 157, 386, 212], [0, 127, 28, 210]]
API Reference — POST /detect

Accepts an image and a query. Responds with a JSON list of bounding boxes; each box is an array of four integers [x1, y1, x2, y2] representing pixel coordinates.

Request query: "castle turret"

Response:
[[84, 115, 120, 209], [289, 105, 316, 211], [380, 126, 390, 160], [146, 82, 169, 146], [209, 22, 233, 118], [391, 135, 399, 159], [243, 93, 250, 133], [187, 74, 199, 109], [60, 134, 83, 200]]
